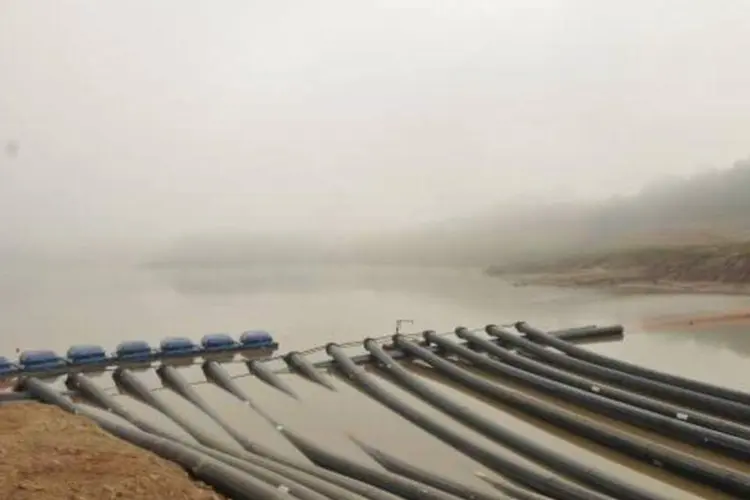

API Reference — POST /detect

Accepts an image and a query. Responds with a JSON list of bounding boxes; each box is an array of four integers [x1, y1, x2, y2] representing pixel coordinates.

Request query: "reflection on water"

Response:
[[4, 263, 750, 498]]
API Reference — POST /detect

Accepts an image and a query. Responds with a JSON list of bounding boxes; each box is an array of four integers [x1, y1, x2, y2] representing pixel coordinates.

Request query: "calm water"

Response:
[[3, 263, 750, 498]]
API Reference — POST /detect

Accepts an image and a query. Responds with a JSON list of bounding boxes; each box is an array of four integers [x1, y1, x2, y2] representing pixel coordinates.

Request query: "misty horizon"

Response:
[[2, 2, 750, 259]]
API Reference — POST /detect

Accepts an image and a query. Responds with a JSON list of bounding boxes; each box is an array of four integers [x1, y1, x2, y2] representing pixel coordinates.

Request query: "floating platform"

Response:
[[0, 330, 279, 381]]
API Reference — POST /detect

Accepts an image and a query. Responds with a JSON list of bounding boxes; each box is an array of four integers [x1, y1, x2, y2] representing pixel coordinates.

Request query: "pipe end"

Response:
[[324, 342, 339, 355]]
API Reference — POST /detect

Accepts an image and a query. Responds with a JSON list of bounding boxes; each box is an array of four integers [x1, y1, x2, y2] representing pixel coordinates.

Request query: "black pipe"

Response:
[[112, 367, 234, 451], [19, 377, 78, 413], [156, 364, 276, 455], [202, 359, 445, 500], [454, 330, 750, 449], [248, 359, 299, 398], [68, 373, 377, 500], [22, 377, 288, 500], [414, 333, 750, 497], [485, 326, 750, 423], [281, 424, 465, 500], [85, 411, 292, 500], [351, 436, 514, 500], [284, 351, 337, 390], [517, 321, 750, 408], [165, 363, 464, 500], [545, 325, 624, 345], [370, 337, 660, 500], [81, 405, 329, 500], [474, 472, 556, 500], [326, 342, 614, 500]]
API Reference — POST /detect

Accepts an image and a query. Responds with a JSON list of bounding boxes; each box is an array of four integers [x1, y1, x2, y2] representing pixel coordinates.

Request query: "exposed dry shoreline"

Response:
[[488, 242, 750, 296], [0, 403, 222, 500]]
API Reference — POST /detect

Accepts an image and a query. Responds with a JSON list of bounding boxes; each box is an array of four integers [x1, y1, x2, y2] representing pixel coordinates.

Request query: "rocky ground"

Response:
[[487, 242, 750, 295], [0, 402, 223, 500]]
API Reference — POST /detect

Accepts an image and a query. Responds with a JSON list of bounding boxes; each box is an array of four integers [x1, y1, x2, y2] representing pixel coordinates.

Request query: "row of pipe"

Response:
[[17, 322, 749, 499]]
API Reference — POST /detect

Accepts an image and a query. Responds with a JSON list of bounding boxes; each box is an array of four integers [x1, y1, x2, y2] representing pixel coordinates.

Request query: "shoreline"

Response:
[[506, 271, 750, 296], [0, 403, 222, 499], [489, 241, 750, 297]]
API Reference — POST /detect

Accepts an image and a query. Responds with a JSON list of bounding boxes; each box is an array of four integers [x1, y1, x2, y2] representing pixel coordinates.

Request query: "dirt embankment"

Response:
[[487, 242, 750, 294], [0, 402, 223, 500]]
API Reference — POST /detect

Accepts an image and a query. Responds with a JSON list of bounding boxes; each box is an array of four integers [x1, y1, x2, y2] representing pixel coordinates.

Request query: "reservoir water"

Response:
[[2, 262, 750, 498]]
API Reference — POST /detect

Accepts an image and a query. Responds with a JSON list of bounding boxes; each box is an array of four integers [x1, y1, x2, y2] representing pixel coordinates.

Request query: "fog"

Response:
[[2, 1, 750, 263]]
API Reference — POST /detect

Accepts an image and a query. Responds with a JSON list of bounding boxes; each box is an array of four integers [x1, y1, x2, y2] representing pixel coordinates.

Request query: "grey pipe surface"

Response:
[[419, 333, 750, 498], [327, 342, 614, 500], [517, 322, 750, 410], [373, 337, 659, 500]]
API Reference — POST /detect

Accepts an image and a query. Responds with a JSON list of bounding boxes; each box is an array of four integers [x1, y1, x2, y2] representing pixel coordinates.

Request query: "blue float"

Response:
[[159, 337, 199, 357], [200, 333, 238, 351], [239, 330, 274, 348], [18, 350, 66, 371], [0, 356, 18, 376], [115, 340, 153, 361], [67, 345, 109, 365]]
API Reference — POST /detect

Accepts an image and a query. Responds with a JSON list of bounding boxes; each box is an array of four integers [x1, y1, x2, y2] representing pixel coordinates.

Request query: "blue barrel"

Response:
[[239, 330, 274, 348], [18, 350, 66, 371], [0, 356, 19, 376], [200, 333, 238, 351], [159, 337, 199, 356], [66, 344, 109, 365], [115, 340, 153, 361]]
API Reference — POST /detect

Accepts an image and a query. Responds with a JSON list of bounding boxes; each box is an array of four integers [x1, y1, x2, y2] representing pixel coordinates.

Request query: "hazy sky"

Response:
[[1, 1, 749, 250]]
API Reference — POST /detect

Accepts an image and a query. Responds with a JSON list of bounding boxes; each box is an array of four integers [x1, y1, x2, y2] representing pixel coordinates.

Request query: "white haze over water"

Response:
[[1, 1, 750, 256]]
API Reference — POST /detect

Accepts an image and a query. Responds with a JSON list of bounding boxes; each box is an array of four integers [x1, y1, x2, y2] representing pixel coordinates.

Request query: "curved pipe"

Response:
[[448, 332, 750, 460], [451, 330, 750, 440], [81, 406, 329, 500], [248, 359, 299, 398], [202, 359, 430, 500], [415, 333, 750, 497], [113, 367, 232, 451], [156, 364, 275, 455], [369, 338, 659, 500], [69, 373, 375, 500], [350, 436, 512, 500], [474, 472, 556, 500], [280, 423, 464, 500], [23, 377, 289, 500], [284, 352, 336, 390], [485, 326, 750, 422], [167, 362, 455, 500], [82, 410, 291, 500], [517, 321, 750, 408], [325, 342, 613, 500]]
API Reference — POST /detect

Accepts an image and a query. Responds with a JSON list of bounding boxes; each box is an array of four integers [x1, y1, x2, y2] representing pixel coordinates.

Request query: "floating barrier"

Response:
[[15, 320, 750, 499], [201, 333, 239, 351], [66, 344, 110, 366], [114, 340, 153, 362], [239, 330, 275, 348], [158, 337, 200, 357], [19, 350, 66, 372], [0, 356, 18, 377], [0, 331, 279, 382]]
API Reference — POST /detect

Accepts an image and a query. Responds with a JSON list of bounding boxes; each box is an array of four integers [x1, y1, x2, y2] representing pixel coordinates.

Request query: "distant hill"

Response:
[[151, 157, 750, 269]]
